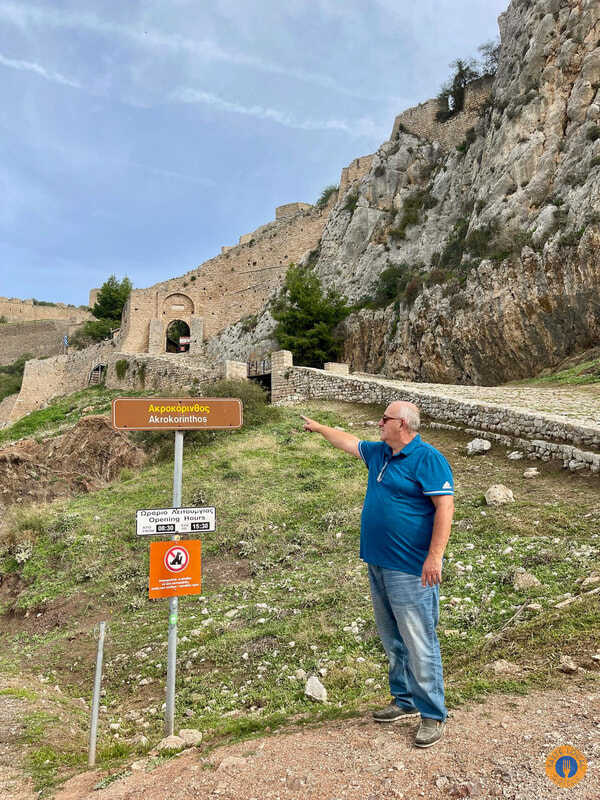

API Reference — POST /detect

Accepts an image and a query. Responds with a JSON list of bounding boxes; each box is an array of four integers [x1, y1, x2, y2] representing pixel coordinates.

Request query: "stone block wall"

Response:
[[104, 354, 220, 393], [118, 206, 328, 354], [339, 155, 374, 195], [0, 320, 85, 365], [6, 339, 118, 424], [390, 76, 493, 151], [270, 355, 600, 473], [0, 297, 92, 324]]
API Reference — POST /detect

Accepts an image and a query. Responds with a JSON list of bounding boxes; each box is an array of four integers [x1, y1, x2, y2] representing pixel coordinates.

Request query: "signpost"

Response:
[[112, 397, 242, 736], [136, 507, 216, 536]]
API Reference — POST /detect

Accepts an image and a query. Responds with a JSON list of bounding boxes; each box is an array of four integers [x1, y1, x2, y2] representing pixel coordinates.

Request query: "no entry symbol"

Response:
[[164, 544, 190, 573]]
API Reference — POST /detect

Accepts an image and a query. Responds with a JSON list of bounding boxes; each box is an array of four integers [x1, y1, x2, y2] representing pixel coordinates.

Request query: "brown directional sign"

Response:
[[111, 397, 243, 431]]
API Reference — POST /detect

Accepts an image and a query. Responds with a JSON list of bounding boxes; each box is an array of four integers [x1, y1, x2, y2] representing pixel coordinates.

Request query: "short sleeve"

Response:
[[414, 448, 454, 495], [357, 440, 381, 468]]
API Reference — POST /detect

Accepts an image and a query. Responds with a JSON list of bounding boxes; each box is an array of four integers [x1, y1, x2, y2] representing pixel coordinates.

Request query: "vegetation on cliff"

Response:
[[70, 275, 132, 349], [272, 265, 350, 367], [0, 353, 33, 402]]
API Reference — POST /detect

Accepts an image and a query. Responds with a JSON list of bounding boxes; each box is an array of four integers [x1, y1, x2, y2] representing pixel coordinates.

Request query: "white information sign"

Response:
[[136, 506, 216, 536]]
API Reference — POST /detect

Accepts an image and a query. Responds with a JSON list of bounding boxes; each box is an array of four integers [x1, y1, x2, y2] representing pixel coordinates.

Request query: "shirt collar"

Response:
[[384, 434, 422, 459]]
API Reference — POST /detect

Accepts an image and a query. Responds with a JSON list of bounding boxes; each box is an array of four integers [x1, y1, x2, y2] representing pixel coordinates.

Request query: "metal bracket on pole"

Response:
[[88, 621, 106, 768], [165, 429, 184, 737]]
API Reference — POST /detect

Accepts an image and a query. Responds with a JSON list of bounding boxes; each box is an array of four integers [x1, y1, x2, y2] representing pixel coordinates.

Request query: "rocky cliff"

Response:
[[207, 0, 600, 385]]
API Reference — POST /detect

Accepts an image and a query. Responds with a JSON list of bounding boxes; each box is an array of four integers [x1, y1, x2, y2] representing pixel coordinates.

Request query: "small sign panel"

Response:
[[149, 540, 202, 598], [136, 507, 216, 536], [112, 397, 243, 431]]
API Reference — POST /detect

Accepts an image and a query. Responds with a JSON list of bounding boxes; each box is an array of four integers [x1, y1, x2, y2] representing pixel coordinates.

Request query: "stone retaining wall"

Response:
[[270, 352, 600, 473]]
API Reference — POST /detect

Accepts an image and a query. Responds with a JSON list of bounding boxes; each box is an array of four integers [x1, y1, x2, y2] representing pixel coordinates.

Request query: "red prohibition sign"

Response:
[[164, 544, 190, 573]]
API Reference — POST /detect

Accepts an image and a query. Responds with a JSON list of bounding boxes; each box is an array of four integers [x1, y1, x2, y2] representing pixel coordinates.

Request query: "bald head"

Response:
[[387, 401, 421, 432]]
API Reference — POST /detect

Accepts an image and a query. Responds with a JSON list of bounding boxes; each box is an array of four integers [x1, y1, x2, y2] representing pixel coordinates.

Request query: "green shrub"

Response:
[[559, 227, 585, 247], [272, 265, 350, 367], [115, 359, 128, 380], [591, 156, 600, 169], [586, 126, 600, 141], [69, 318, 114, 349], [387, 190, 434, 241], [439, 218, 469, 270], [240, 314, 258, 334], [343, 192, 358, 213], [32, 299, 57, 307], [0, 315, 7, 324], [0, 354, 33, 402], [316, 185, 339, 208]]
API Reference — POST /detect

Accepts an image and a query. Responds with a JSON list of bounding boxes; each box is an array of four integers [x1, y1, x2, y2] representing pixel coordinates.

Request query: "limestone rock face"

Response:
[[316, 0, 600, 385]]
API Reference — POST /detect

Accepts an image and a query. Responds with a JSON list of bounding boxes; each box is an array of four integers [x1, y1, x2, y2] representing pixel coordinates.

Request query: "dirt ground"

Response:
[[15, 681, 589, 800], [0, 416, 145, 507]]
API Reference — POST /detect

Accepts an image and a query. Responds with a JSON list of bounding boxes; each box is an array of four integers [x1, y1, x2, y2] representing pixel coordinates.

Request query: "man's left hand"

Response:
[[421, 554, 443, 587]]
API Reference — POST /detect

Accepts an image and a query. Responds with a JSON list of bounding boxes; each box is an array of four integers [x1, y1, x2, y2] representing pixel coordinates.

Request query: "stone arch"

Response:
[[162, 293, 194, 318], [165, 319, 190, 353]]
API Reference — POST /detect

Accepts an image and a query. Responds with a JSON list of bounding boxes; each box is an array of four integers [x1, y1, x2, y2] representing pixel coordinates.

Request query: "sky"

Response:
[[0, 0, 507, 306]]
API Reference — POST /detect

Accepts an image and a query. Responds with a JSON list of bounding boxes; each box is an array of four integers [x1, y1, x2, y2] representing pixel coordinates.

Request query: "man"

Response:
[[301, 401, 454, 748]]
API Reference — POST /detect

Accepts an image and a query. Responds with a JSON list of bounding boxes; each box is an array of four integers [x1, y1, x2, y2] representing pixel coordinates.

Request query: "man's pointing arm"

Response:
[[301, 415, 361, 458]]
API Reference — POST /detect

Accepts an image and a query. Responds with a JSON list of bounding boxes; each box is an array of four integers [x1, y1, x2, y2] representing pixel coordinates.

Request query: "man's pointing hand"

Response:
[[301, 415, 320, 432]]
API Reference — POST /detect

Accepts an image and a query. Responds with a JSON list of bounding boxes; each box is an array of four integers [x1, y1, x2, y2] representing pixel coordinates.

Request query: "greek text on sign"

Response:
[[136, 507, 216, 536], [112, 397, 242, 431]]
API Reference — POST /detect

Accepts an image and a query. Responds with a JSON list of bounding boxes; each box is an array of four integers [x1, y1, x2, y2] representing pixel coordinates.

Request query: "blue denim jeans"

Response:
[[368, 564, 447, 721]]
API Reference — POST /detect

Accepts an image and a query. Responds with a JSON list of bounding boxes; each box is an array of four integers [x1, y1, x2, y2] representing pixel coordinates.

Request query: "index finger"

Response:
[[300, 415, 310, 422]]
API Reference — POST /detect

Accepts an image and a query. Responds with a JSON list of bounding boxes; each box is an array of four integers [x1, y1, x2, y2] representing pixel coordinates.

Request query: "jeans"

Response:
[[368, 564, 447, 721]]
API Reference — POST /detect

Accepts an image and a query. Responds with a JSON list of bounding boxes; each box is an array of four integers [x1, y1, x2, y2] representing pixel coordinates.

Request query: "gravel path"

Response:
[[53, 683, 600, 800], [353, 376, 600, 429]]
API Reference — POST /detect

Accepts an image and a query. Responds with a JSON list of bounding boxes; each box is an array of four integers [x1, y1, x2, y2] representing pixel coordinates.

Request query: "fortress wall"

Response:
[[0, 320, 84, 365], [0, 297, 91, 324], [339, 155, 374, 196], [391, 76, 493, 151], [118, 206, 329, 354], [103, 353, 220, 393], [7, 340, 118, 425]]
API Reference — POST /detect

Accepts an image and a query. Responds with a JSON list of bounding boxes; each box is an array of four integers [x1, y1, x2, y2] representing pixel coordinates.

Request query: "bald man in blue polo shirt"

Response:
[[302, 400, 454, 748]]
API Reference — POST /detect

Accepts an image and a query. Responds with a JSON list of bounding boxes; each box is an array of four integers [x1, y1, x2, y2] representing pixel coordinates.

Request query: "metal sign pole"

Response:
[[165, 430, 184, 737], [88, 621, 106, 768]]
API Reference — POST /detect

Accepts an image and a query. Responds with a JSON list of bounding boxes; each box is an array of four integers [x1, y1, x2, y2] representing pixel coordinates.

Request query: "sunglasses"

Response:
[[380, 415, 403, 424]]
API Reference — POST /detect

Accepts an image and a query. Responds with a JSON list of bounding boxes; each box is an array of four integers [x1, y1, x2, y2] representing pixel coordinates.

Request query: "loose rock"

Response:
[[156, 735, 185, 751], [523, 468, 539, 478], [467, 439, 491, 455], [304, 675, 327, 702], [485, 485, 515, 506], [179, 728, 203, 746], [559, 655, 578, 674]]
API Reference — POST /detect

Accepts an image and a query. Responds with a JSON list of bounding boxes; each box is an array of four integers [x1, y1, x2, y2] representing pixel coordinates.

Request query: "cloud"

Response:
[[0, 51, 81, 87], [172, 87, 387, 139], [0, 1, 372, 99]]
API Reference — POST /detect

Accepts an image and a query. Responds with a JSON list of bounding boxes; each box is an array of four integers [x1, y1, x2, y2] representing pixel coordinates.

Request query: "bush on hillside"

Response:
[[92, 275, 132, 322], [0, 354, 33, 402], [69, 318, 114, 349], [316, 184, 339, 208]]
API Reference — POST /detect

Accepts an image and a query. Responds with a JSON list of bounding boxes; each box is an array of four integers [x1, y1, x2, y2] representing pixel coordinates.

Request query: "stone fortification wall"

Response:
[[6, 340, 118, 425], [118, 205, 328, 354], [339, 155, 374, 195], [270, 353, 600, 473], [0, 297, 91, 324], [390, 76, 493, 151], [103, 353, 220, 393], [0, 320, 84, 365]]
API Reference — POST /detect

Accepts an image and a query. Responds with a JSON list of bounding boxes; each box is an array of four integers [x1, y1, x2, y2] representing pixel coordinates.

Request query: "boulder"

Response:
[[523, 468, 539, 478], [156, 735, 185, 751], [304, 675, 327, 702], [485, 485, 515, 506], [558, 655, 578, 674], [178, 728, 203, 746], [467, 439, 492, 456]]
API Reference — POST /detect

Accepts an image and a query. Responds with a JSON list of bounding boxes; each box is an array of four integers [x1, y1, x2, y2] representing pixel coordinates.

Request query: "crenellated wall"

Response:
[[0, 297, 91, 324], [390, 76, 493, 151]]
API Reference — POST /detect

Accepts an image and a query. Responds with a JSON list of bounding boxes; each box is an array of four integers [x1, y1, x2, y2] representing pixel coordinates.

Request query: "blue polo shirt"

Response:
[[357, 435, 454, 576]]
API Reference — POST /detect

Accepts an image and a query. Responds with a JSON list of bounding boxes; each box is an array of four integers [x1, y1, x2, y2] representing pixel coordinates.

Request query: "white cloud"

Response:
[[172, 87, 386, 139], [0, 51, 81, 87], [0, 1, 371, 99]]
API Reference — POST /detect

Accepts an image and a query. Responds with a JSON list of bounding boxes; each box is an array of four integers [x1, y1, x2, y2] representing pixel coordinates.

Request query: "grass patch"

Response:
[[1, 399, 599, 791]]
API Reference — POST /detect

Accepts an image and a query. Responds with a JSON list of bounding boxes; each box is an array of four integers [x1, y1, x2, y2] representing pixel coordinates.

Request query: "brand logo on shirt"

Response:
[[442, 481, 452, 489]]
